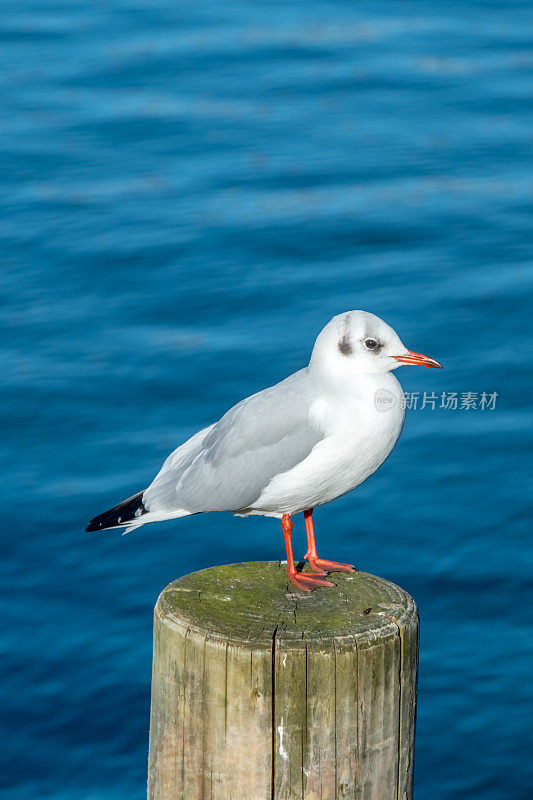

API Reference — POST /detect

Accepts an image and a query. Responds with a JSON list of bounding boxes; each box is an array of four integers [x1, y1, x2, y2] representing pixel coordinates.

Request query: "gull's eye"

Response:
[[364, 338, 378, 350]]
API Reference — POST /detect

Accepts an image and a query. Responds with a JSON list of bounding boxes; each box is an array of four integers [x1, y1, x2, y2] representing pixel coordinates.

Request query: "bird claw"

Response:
[[307, 556, 356, 573], [287, 571, 335, 592]]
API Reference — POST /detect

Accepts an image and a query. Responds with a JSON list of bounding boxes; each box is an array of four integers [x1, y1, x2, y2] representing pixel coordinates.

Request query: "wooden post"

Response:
[[147, 561, 418, 800]]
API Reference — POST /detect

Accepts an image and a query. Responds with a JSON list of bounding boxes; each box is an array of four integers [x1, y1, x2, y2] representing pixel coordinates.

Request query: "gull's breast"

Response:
[[250, 375, 405, 514]]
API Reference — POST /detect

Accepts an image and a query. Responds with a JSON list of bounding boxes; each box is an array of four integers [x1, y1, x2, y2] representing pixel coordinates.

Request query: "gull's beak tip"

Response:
[[395, 350, 443, 369]]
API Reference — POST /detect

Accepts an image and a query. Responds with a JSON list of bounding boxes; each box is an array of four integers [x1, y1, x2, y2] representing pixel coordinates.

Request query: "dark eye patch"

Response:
[[338, 335, 352, 355]]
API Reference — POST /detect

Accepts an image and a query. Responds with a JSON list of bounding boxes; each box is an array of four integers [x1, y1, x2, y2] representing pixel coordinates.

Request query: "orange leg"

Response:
[[304, 509, 356, 573], [282, 514, 333, 591]]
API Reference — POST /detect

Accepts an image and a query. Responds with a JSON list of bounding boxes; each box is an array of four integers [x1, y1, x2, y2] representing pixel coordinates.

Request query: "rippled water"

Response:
[[1, 1, 532, 798]]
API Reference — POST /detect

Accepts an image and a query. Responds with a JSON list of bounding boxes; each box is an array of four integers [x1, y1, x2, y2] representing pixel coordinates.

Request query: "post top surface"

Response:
[[156, 561, 417, 645]]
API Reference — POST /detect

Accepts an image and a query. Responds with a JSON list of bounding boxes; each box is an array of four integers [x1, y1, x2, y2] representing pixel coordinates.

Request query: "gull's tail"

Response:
[[86, 491, 147, 532]]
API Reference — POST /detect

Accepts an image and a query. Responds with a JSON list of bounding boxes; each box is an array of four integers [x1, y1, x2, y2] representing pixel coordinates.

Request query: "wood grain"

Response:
[[147, 561, 419, 800]]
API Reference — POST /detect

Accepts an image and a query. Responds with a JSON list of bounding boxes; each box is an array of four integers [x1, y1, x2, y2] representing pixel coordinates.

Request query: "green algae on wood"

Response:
[[148, 561, 419, 800]]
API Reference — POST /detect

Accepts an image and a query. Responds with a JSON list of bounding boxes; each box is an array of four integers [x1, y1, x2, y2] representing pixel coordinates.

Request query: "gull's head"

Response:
[[310, 311, 442, 377]]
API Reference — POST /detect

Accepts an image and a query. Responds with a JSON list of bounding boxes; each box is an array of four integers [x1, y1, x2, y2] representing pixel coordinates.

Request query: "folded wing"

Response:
[[143, 369, 323, 515]]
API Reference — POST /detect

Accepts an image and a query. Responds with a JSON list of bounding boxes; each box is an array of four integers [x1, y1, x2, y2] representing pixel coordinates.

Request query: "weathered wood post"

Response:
[[148, 561, 418, 800]]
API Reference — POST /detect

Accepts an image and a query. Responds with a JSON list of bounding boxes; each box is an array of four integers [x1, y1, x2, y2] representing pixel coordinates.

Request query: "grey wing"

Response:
[[143, 369, 323, 514]]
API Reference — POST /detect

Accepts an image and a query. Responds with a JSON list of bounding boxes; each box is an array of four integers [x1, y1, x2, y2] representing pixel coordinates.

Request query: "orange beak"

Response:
[[395, 350, 443, 369]]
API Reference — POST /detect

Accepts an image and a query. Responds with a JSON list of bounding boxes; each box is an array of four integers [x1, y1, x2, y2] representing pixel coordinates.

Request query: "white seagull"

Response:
[[87, 311, 442, 591]]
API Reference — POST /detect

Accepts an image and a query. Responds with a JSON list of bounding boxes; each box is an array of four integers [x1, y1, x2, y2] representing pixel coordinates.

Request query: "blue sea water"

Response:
[[1, 0, 532, 797]]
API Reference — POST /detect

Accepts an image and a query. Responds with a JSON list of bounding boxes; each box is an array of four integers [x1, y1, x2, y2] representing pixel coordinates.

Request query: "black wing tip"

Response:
[[85, 518, 107, 533], [85, 491, 146, 533]]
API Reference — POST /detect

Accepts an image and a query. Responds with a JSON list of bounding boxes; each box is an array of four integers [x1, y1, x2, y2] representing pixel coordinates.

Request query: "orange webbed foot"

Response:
[[307, 556, 356, 573], [287, 570, 335, 592]]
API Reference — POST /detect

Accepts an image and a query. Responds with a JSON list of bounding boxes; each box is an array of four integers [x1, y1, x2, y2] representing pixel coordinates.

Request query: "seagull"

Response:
[[87, 311, 442, 591]]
